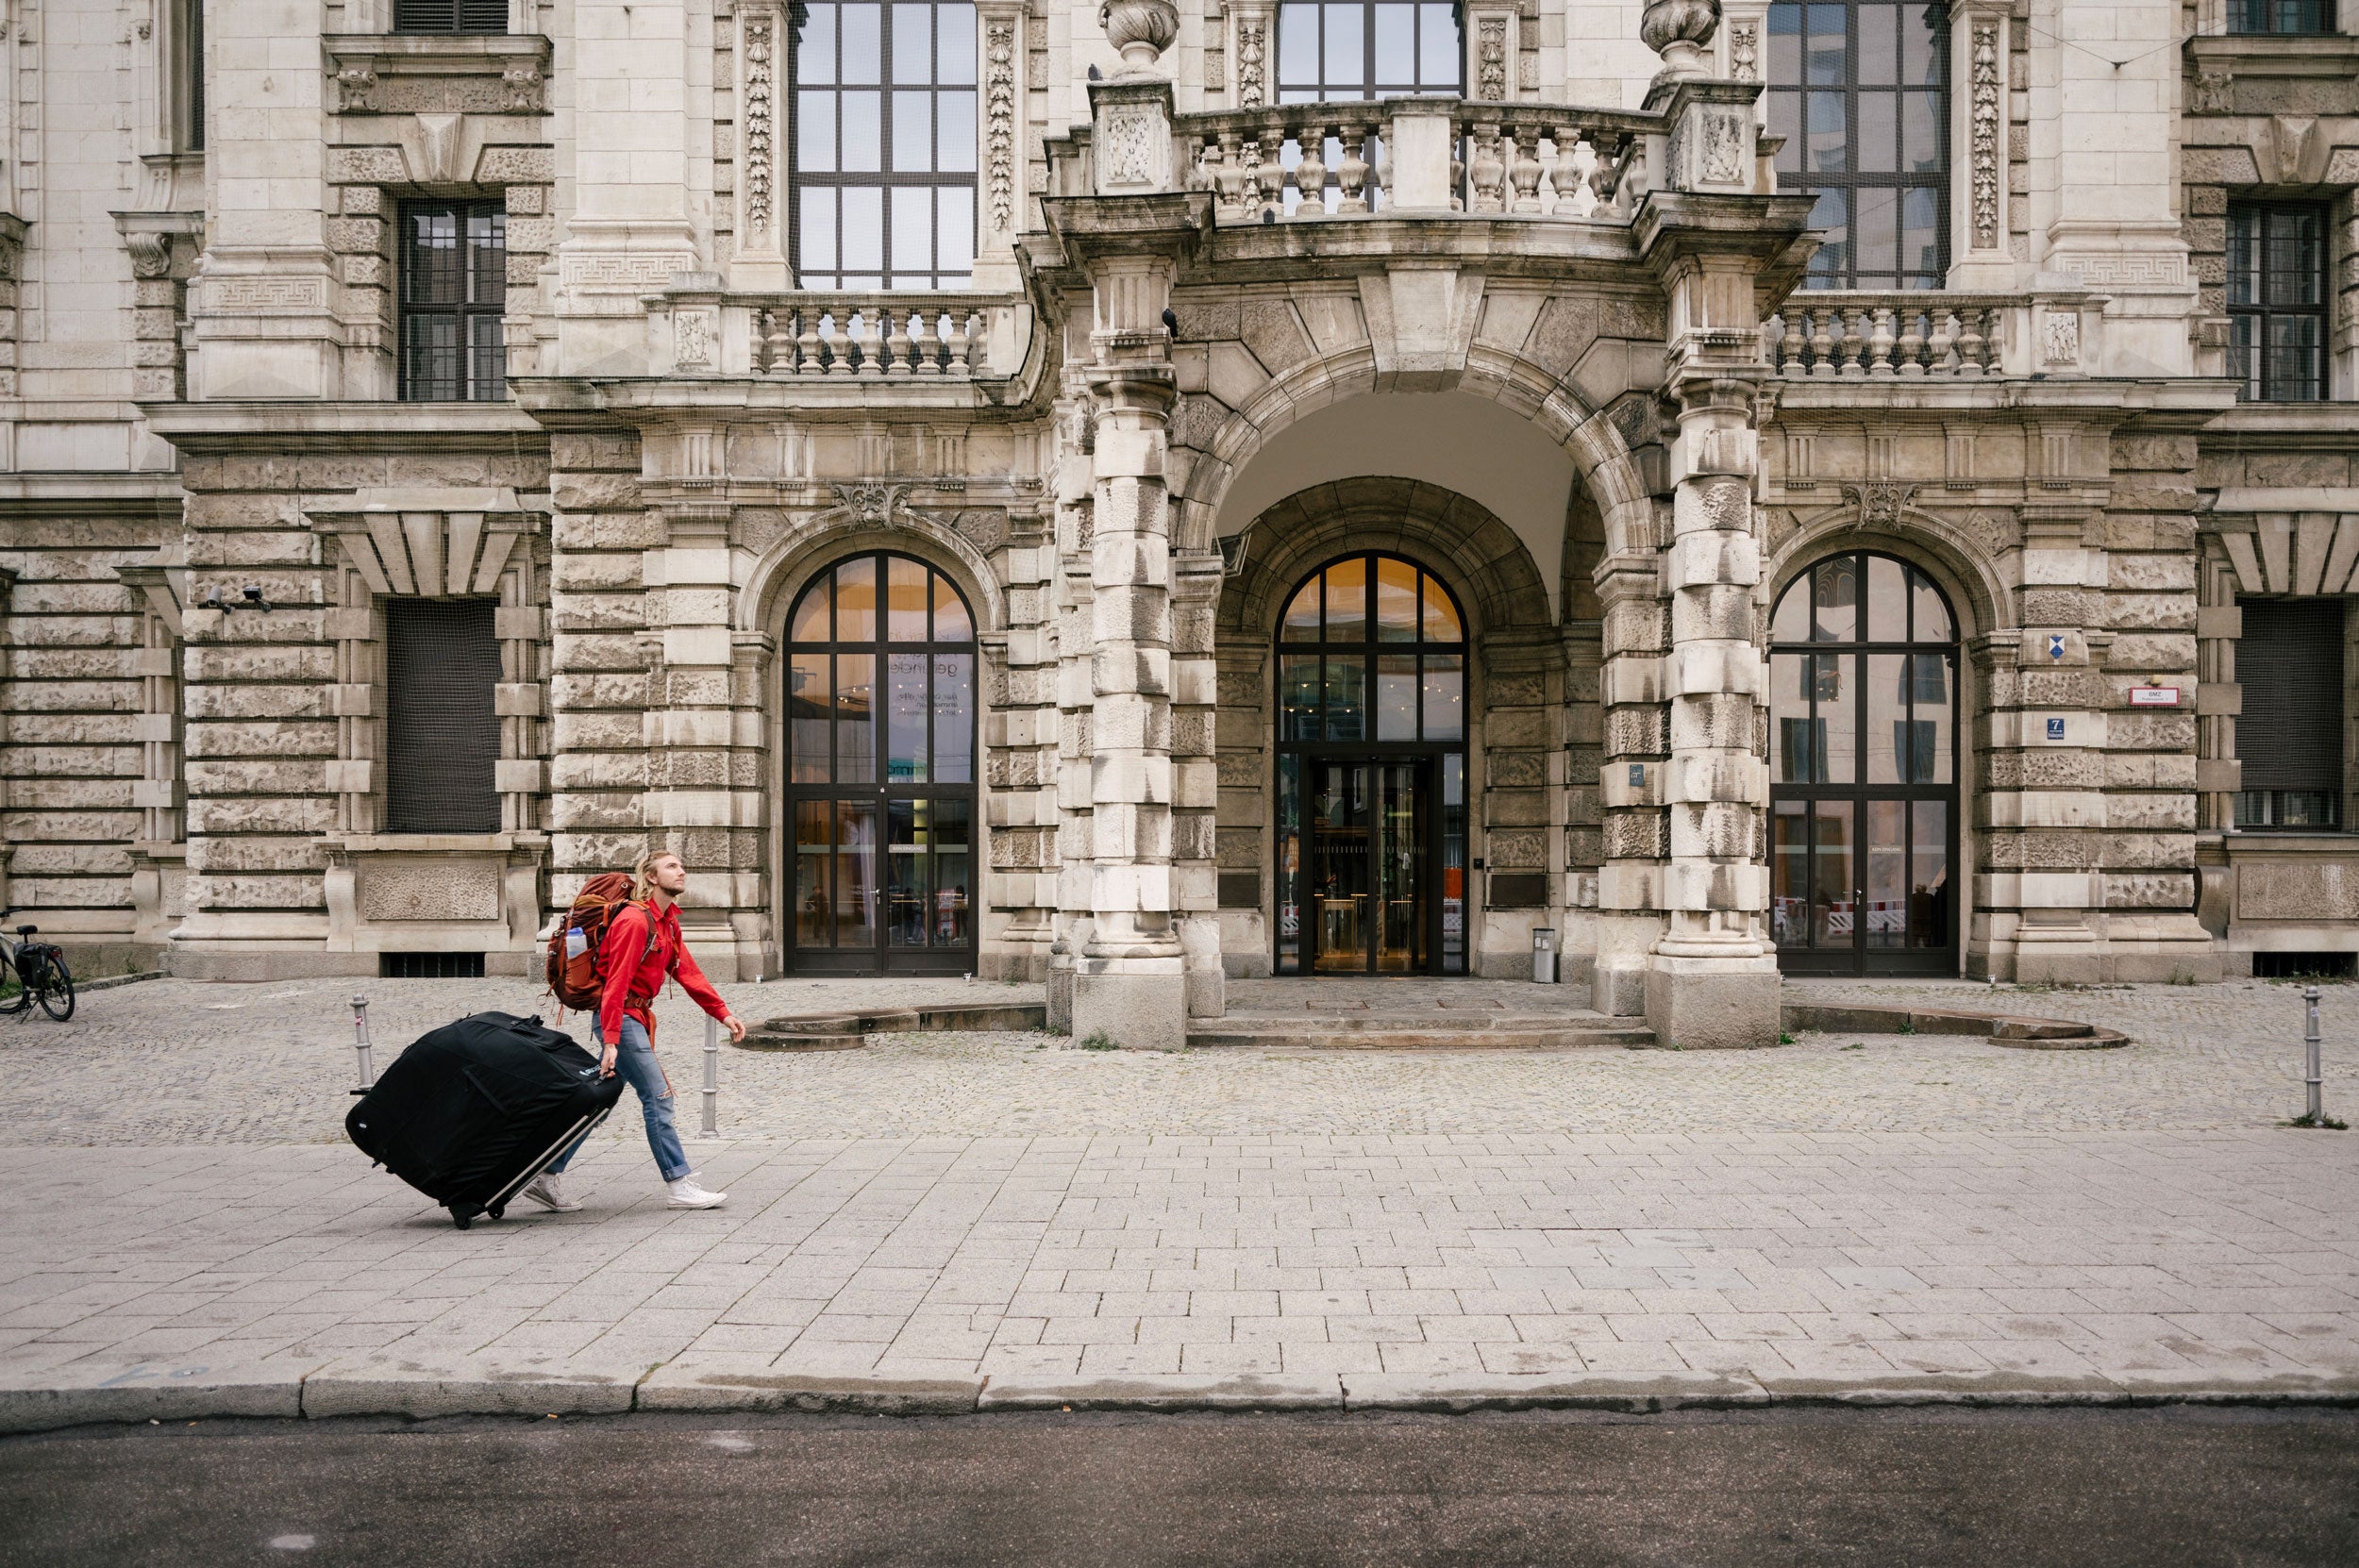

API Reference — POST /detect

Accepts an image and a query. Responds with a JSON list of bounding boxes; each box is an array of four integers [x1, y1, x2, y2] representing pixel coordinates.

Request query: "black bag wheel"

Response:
[[449, 1208, 473, 1230]]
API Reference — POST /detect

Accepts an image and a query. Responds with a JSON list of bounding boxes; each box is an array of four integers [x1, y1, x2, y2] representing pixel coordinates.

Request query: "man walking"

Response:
[[524, 850, 746, 1211]]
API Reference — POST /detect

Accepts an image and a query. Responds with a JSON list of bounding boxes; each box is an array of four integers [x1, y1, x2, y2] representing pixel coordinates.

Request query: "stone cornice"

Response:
[[140, 401, 546, 453], [322, 32, 552, 117]]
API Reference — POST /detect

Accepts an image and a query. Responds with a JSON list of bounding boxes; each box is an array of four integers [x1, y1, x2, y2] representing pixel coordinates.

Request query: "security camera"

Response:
[[242, 585, 264, 604]]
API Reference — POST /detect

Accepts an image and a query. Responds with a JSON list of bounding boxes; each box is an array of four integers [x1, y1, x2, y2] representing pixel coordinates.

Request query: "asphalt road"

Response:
[[5, 1407, 2356, 1567]]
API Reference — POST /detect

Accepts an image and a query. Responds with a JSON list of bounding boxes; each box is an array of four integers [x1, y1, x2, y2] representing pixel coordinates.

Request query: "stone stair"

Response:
[[1188, 1001, 1654, 1051]]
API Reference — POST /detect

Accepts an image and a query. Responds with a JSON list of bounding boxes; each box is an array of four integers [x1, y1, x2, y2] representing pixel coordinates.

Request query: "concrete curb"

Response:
[[9, 1364, 2359, 1436]]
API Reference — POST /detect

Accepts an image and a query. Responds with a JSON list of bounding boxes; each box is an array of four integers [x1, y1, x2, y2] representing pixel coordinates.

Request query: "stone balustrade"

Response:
[[652, 292, 1027, 379], [1177, 98, 1648, 225], [1764, 293, 2019, 378]]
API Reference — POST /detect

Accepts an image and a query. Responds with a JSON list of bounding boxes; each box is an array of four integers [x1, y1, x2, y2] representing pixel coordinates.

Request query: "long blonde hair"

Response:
[[630, 849, 680, 905]]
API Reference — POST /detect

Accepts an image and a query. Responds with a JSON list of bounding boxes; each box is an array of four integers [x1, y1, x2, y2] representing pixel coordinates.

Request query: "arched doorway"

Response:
[[1272, 552, 1469, 976], [783, 552, 977, 975], [1769, 551, 1960, 976]]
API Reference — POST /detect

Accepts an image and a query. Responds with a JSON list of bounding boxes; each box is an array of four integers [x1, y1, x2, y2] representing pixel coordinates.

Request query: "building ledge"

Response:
[[142, 400, 544, 453], [320, 833, 547, 856], [2186, 32, 2359, 75], [324, 32, 551, 117]]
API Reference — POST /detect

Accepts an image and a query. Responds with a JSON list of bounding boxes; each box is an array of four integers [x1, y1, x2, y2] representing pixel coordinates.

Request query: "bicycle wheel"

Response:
[[33, 953, 73, 1022], [0, 957, 29, 1016]]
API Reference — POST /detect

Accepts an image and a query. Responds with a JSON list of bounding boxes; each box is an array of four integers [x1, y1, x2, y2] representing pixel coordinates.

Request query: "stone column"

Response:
[[1172, 548, 1225, 1017], [1047, 375, 1096, 1030]]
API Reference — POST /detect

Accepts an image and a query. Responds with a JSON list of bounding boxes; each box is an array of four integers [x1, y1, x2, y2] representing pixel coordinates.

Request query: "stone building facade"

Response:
[[1, 0, 2356, 1045]]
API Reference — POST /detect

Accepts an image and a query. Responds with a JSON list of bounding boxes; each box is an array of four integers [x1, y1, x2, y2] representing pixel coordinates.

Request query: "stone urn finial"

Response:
[[1100, 0, 1180, 73], [1640, 0, 1721, 81]]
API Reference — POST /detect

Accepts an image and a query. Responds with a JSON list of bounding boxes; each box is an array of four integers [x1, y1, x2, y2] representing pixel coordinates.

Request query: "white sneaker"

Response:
[[667, 1176, 728, 1209], [520, 1173, 580, 1212]]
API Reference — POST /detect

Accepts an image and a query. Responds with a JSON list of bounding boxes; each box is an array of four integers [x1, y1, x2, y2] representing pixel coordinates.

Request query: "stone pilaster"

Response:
[[1173, 548, 1224, 1016], [1073, 277, 1187, 1050], [1047, 375, 1096, 1030]]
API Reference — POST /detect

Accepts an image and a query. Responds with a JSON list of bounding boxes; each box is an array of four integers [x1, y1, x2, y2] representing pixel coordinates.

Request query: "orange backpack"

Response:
[[545, 873, 658, 1016]]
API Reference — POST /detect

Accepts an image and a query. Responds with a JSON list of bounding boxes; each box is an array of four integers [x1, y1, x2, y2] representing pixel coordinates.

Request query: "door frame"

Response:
[[1304, 752, 1441, 976]]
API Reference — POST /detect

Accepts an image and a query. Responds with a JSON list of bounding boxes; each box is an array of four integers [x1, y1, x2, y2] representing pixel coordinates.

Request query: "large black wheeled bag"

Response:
[[346, 1011, 624, 1229]]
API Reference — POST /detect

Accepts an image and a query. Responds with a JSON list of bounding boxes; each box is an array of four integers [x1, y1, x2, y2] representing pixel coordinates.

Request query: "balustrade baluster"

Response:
[[1763, 313, 1786, 373], [946, 309, 974, 376], [1927, 309, 1956, 375], [1808, 308, 1836, 377], [1563, 133, 1599, 219], [1256, 125, 1286, 218], [1953, 308, 1986, 377], [1866, 307, 1897, 376], [1334, 123, 1370, 213], [910, 309, 941, 375], [1295, 122, 1328, 216], [883, 307, 912, 375], [1835, 309, 1866, 376], [1896, 308, 1926, 376], [1468, 119, 1506, 213], [1508, 125, 1543, 212]]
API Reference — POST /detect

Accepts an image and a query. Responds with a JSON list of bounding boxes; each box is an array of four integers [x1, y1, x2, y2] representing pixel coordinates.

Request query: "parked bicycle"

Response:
[[0, 910, 74, 1021]]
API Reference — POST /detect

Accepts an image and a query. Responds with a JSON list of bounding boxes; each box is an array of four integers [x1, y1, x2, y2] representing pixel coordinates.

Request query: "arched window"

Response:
[[1768, 552, 1959, 975], [793, 0, 979, 290], [1272, 553, 1468, 976], [1765, 2, 1949, 290], [785, 553, 977, 973]]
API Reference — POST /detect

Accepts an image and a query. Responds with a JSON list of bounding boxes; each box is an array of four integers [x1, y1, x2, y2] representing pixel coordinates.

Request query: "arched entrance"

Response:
[[1769, 551, 1960, 976], [1272, 552, 1470, 976], [783, 551, 978, 975]]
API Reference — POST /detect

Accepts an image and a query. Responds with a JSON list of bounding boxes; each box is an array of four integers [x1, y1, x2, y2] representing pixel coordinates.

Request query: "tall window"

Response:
[[394, 0, 510, 31], [2229, 1, 2336, 31], [399, 201, 507, 402], [786, 554, 978, 973], [1766, 2, 1949, 290], [794, 1, 978, 291], [1275, 2, 1463, 99], [384, 599, 503, 834], [176, 0, 205, 152], [2236, 598, 2344, 830], [2229, 202, 2329, 403]]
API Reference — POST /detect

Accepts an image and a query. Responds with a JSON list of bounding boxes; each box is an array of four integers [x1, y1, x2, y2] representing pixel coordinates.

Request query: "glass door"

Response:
[[784, 553, 978, 975], [1308, 758, 1430, 975], [1768, 552, 1959, 976]]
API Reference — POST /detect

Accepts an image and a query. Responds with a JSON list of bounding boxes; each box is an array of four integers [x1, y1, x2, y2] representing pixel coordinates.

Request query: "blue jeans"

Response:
[[549, 1015, 690, 1183]]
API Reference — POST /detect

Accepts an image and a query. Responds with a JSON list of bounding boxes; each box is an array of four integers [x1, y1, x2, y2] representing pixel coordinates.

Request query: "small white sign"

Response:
[[2129, 687, 2181, 708]]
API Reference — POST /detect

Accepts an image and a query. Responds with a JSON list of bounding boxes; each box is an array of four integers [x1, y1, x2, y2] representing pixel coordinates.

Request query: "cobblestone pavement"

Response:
[[4, 974, 2355, 1143], [3, 975, 2354, 1415]]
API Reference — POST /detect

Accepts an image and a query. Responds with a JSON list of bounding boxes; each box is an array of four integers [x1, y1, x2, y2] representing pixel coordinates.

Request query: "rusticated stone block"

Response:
[[185, 759, 328, 795], [185, 874, 325, 910], [183, 721, 337, 759]]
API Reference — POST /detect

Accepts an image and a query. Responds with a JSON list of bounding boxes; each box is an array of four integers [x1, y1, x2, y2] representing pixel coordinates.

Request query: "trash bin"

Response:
[[1531, 927, 1558, 985]]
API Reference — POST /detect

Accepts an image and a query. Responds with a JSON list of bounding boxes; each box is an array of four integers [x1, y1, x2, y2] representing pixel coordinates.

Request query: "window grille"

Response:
[[2228, 202, 2329, 403], [399, 201, 508, 403], [383, 598, 504, 835], [1765, 2, 1949, 290], [393, 0, 511, 31], [793, 1, 979, 290], [2235, 598, 2344, 831], [2228, 1, 2336, 31], [1274, 1, 1463, 99]]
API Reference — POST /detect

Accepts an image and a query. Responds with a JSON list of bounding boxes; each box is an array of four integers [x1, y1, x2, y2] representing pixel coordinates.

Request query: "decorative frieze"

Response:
[[1969, 18, 2000, 251], [323, 34, 554, 118]]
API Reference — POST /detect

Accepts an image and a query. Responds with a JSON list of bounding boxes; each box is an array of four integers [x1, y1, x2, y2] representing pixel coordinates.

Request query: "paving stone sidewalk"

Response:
[[3, 977, 2356, 1428]]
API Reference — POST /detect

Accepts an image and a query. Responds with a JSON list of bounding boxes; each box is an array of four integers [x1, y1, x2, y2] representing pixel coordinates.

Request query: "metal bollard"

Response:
[[702, 1013, 719, 1137], [2305, 984, 2324, 1125], [351, 994, 376, 1089]]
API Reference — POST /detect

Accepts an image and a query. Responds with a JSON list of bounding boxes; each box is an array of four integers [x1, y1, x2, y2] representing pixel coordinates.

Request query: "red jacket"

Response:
[[597, 899, 728, 1045]]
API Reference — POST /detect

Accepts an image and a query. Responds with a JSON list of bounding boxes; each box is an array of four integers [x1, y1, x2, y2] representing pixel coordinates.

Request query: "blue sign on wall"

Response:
[[2047, 716, 2066, 741]]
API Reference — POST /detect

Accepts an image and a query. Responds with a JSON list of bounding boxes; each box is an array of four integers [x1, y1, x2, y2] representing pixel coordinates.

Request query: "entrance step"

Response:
[[1189, 1011, 1654, 1050]]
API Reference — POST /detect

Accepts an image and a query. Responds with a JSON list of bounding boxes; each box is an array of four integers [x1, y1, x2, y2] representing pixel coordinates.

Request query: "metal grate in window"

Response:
[[381, 952, 488, 978], [2235, 597, 2344, 830], [2228, 202, 2329, 404], [1765, 1, 1949, 291], [394, 0, 511, 32], [792, 1, 979, 290], [399, 201, 508, 402], [384, 598, 504, 835]]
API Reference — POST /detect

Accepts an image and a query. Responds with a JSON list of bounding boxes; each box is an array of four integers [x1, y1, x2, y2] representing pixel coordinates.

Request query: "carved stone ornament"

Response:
[[675, 310, 713, 369], [2190, 65, 2233, 116], [985, 18, 1017, 233], [1101, 108, 1159, 187], [501, 59, 544, 114], [742, 12, 778, 242], [1970, 20, 2000, 249], [1477, 16, 1508, 101], [2043, 311, 2081, 366], [835, 482, 911, 525], [1639, 0, 1720, 81], [1727, 19, 1758, 80], [1235, 15, 1266, 108], [335, 63, 378, 114], [1842, 481, 1920, 532], [1700, 107, 1747, 184], [1100, 0, 1180, 71]]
